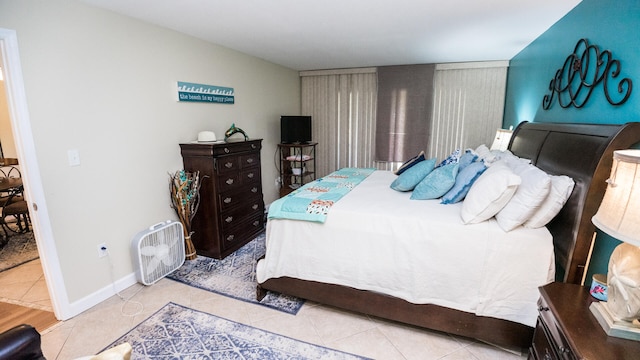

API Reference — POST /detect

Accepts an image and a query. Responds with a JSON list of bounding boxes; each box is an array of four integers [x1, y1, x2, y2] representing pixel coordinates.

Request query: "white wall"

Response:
[[0, 0, 299, 313]]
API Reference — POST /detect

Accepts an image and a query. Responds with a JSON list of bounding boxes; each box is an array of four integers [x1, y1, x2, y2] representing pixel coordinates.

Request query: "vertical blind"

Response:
[[300, 68, 377, 177], [429, 62, 508, 160], [375, 64, 435, 163], [300, 62, 508, 175]]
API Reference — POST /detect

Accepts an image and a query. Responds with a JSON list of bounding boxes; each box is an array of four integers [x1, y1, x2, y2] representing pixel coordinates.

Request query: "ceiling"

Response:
[[82, 0, 581, 71]]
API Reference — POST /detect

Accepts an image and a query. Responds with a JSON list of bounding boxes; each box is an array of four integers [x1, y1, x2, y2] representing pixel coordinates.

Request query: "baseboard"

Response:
[[65, 272, 138, 319]]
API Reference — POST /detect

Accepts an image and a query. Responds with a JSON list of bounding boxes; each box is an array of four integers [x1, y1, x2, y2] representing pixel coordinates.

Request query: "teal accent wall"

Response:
[[503, 0, 640, 286]]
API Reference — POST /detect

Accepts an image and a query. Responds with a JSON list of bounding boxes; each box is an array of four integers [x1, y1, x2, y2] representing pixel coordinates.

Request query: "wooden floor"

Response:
[[0, 301, 58, 333]]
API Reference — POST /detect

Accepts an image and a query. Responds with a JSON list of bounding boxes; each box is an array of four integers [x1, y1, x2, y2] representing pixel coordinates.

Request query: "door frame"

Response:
[[1, 28, 70, 320]]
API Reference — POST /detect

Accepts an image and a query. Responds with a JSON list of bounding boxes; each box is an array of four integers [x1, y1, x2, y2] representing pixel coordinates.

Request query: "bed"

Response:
[[256, 121, 640, 349]]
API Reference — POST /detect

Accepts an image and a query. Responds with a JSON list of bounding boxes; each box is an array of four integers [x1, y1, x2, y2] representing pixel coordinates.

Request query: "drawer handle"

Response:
[[226, 235, 235, 241], [538, 306, 549, 312], [251, 187, 258, 193], [224, 197, 232, 204], [226, 178, 234, 185], [225, 162, 233, 168], [225, 216, 233, 223], [251, 144, 256, 149], [247, 172, 254, 178], [246, 158, 254, 164], [252, 204, 258, 210], [224, 148, 230, 153], [559, 346, 570, 354], [253, 220, 259, 226]]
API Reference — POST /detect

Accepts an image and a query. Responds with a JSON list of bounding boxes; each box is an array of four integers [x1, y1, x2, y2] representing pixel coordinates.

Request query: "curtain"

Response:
[[375, 64, 435, 163], [429, 62, 508, 160], [300, 68, 377, 177]]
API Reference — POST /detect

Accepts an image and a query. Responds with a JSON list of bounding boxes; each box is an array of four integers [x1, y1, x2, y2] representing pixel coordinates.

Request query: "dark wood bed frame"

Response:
[[257, 121, 640, 350]]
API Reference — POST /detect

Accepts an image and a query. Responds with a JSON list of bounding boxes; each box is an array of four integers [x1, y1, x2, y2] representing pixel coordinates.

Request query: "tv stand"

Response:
[[278, 142, 317, 197]]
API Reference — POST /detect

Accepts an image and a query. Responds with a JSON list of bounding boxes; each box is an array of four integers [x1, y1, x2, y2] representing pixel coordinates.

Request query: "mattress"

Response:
[[257, 170, 555, 326]]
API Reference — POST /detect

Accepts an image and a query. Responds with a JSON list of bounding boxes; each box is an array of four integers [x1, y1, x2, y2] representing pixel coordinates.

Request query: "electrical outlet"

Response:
[[97, 243, 108, 258], [275, 177, 281, 188]]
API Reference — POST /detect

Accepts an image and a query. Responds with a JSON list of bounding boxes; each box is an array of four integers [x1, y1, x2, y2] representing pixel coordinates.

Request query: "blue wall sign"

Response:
[[177, 81, 234, 104]]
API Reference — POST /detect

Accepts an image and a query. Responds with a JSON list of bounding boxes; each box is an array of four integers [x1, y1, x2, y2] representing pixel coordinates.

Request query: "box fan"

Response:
[[131, 220, 185, 285]]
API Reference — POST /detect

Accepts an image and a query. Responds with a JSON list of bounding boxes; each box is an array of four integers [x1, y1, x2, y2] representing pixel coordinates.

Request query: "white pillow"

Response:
[[461, 162, 521, 224], [474, 145, 531, 166], [524, 175, 575, 228], [495, 162, 551, 231]]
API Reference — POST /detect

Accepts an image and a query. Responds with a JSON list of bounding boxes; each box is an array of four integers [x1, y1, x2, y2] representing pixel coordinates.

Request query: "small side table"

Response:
[[529, 282, 640, 359]]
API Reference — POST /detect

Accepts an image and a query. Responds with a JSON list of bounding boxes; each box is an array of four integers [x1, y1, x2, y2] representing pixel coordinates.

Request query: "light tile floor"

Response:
[[2, 260, 528, 360], [0, 258, 52, 311]]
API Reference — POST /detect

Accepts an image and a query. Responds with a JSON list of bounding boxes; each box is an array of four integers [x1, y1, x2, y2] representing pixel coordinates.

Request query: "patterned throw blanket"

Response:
[[268, 168, 376, 223]]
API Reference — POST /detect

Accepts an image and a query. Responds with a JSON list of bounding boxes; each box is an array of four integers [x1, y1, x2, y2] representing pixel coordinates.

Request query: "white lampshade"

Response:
[[489, 129, 513, 151], [592, 149, 640, 247], [591, 149, 640, 325]]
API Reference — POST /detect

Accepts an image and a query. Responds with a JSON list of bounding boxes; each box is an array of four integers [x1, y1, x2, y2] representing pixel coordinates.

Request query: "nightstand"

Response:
[[529, 282, 640, 359]]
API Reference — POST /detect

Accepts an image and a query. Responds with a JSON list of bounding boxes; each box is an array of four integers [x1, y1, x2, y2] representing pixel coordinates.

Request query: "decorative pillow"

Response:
[[410, 163, 459, 200], [495, 162, 552, 232], [395, 150, 426, 175], [390, 157, 437, 192], [457, 149, 478, 171], [441, 161, 487, 204], [436, 149, 461, 168], [475, 145, 531, 166], [524, 175, 575, 228], [75, 343, 132, 360], [474, 144, 497, 164], [460, 162, 521, 224]]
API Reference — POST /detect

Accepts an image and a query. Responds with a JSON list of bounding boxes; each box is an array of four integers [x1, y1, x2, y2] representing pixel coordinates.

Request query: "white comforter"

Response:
[[257, 170, 555, 326]]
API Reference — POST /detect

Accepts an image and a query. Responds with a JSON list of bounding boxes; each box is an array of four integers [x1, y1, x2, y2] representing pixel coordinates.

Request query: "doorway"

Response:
[[0, 65, 52, 312], [0, 28, 69, 320]]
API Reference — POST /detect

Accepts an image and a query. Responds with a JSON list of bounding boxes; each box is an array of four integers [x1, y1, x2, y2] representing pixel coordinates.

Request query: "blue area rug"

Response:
[[105, 302, 370, 359], [167, 232, 305, 314]]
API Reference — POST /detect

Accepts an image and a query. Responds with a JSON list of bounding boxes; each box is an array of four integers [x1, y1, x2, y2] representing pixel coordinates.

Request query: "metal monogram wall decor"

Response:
[[542, 38, 632, 110]]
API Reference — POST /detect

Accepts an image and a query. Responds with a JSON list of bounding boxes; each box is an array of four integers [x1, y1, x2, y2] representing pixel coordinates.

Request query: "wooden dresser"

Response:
[[529, 282, 640, 360], [179, 139, 264, 259]]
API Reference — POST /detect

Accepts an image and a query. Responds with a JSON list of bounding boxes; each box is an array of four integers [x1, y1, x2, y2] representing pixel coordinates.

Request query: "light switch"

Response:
[[67, 149, 81, 166]]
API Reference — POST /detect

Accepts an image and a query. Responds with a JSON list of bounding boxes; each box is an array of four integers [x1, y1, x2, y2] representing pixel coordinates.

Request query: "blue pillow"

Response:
[[441, 161, 487, 204], [436, 149, 461, 168], [390, 158, 436, 192], [458, 150, 478, 171], [395, 151, 426, 175], [410, 163, 459, 200]]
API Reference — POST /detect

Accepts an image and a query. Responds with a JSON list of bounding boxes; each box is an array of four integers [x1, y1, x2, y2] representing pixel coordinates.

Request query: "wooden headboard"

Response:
[[508, 121, 640, 284]]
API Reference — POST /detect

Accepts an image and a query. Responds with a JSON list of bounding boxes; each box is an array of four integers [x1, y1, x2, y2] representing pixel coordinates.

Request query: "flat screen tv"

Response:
[[280, 115, 312, 144]]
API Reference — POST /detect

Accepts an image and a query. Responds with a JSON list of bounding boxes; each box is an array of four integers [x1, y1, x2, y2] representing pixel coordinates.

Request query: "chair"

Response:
[[0, 166, 23, 201], [0, 186, 29, 242], [0, 165, 29, 242], [0, 324, 45, 360], [0, 186, 31, 248]]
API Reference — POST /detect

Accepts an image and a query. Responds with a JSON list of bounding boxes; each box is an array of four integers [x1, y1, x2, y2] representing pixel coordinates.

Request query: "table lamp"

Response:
[[590, 149, 640, 340]]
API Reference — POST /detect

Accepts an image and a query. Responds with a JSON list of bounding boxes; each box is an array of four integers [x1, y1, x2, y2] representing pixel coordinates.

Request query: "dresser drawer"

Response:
[[531, 318, 558, 360], [537, 297, 575, 360], [221, 213, 264, 249], [217, 168, 262, 191], [218, 189, 261, 212], [212, 140, 261, 156], [216, 156, 240, 174], [220, 199, 264, 232], [240, 153, 260, 169]]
